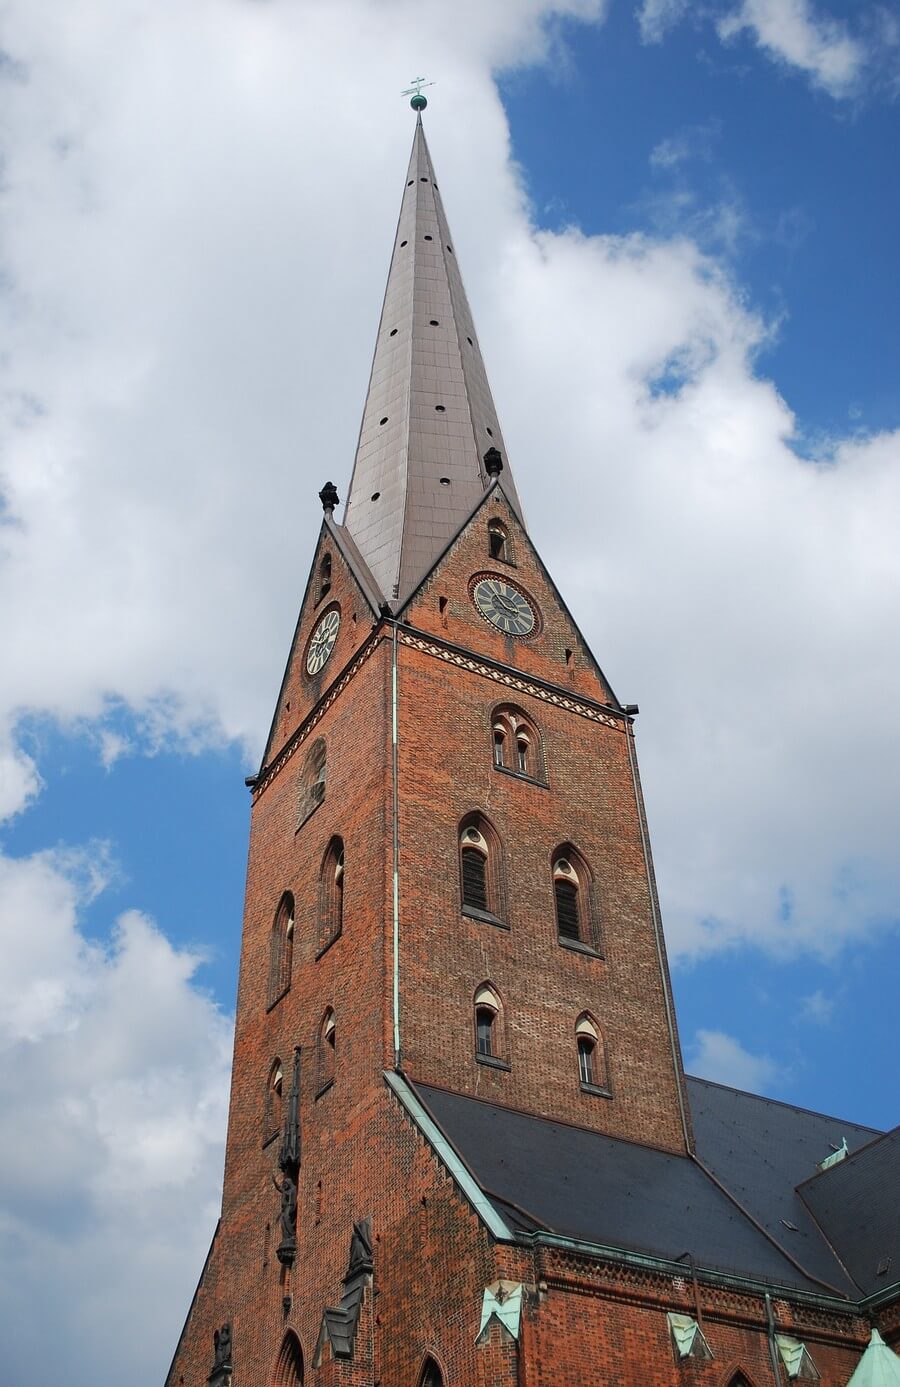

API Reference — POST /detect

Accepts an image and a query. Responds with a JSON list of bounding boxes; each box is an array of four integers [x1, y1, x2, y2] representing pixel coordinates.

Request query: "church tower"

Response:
[[166, 107, 894, 1387]]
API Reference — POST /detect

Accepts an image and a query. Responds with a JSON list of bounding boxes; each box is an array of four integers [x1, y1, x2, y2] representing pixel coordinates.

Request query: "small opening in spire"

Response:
[[371, 492, 380, 501], [439, 478, 450, 486], [435, 405, 445, 412], [424, 234, 433, 241], [389, 328, 398, 337], [400, 240, 408, 247], [447, 246, 453, 254], [379, 416, 388, 425], [420, 177, 428, 182], [429, 319, 439, 326], [565, 648, 573, 666], [466, 336, 473, 345], [407, 180, 414, 186], [486, 427, 493, 437]]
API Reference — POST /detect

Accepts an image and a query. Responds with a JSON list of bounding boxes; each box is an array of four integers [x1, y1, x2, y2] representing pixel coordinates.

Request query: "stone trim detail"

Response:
[[398, 632, 624, 731], [253, 635, 381, 800]]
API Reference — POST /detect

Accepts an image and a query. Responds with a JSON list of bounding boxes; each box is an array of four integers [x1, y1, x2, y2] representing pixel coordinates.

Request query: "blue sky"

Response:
[[1, 2, 898, 1382]]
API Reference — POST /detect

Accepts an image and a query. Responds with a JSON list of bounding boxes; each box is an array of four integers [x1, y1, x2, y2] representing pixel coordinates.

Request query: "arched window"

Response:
[[318, 553, 332, 604], [274, 1330, 304, 1385], [418, 1357, 444, 1387], [473, 983, 509, 1068], [268, 892, 295, 1006], [317, 1008, 336, 1095], [552, 845, 599, 951], [318, 837, 344, 954], [488, 520, 510, 563], [264, 1057, 284, 1144], [490, 705, 543, 782], [475, 985, 498, 1057], [297, 738, 326, 829], [575, 1014, 609, 1094], [458, 814, 506, 924]]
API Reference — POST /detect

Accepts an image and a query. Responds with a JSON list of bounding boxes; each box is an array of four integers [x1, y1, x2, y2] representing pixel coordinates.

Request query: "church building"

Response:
[[166, 102, 900, 1387]]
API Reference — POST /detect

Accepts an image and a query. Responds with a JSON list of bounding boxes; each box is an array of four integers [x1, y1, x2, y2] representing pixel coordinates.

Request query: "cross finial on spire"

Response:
[[401, 76, 434, 112]]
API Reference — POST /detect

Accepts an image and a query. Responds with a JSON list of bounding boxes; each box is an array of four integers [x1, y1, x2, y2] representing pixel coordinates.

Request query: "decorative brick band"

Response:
[[253, 635, 381, 800], [398, 631, 625, 732]]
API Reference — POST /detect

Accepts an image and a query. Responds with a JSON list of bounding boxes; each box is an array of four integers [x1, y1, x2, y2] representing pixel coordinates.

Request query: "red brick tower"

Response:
[[166, 110, 895, 1387]]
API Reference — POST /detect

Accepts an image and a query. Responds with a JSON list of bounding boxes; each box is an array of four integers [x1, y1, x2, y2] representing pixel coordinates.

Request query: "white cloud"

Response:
[[0, 846, 232, 1386], [637, 0, 690, 43], [0, 0, 898, 1376], [718, 0, 866, 97], [799, 989, 835, 1024], [688, 1028, 782, 1090], [636, 0, 868, 97]]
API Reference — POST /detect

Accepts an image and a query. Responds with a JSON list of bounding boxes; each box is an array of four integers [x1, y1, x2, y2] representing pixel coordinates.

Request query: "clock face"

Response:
[[306, 608, 340, 676], [472, 576, 536, 636]]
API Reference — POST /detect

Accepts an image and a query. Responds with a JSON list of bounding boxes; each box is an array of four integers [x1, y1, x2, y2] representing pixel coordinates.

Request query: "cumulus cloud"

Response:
[[0, 847, 231, 1386], [0, 0, 898, 1377], [637, 0, 690, 43], [637, 0, 868, 98], [718, 0, 866, 97], [688, 1029, 782, 1090]]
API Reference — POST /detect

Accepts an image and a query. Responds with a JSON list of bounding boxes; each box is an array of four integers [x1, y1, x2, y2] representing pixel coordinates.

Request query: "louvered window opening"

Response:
[[555, 878, 580, 940], [462, 849, 488, 911]]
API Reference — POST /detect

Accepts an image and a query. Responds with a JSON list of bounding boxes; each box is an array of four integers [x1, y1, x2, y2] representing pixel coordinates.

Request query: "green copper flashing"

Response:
[[384, 1072, 514, 1241], [846, 1330, 900, 1387]]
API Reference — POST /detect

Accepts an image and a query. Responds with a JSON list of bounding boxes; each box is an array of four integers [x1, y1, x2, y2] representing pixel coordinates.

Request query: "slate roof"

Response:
[[411, 1078, 896, 1302], [342, 115, 523, 607], [799, 1127, 900, 1296], [688, 1075, 882, 1292]]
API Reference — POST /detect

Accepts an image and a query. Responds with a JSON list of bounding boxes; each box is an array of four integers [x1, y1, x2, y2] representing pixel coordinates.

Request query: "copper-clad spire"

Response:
[[343, 115, 524, 606]]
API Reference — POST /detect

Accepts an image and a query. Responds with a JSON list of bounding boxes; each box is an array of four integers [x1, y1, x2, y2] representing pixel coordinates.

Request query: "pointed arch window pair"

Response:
[[490, 705, 542, 782]]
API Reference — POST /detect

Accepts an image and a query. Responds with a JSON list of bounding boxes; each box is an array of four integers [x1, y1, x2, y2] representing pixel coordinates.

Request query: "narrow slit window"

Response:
[[476, 1008, 494, 1057], [493, 725, 506, 768], [578, 1035, 595, 1085], [488, 521, 508, 561]]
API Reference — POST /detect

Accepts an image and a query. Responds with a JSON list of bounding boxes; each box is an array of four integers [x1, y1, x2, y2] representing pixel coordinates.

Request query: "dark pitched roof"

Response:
[[799, 1127, 900, 1296], [413, 1083, 860, 1296], [687, 1075, 882, 1294]]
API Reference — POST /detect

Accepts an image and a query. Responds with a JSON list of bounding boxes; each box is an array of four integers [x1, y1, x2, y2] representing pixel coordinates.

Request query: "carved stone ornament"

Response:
[[274, 1170, 298, 1266], [208, 1322, 233, 1385]]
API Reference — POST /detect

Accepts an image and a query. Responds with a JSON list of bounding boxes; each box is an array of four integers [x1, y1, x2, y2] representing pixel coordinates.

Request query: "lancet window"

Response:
[[459, 814, 506, 924], [268, 893, 295, 1007], [317, 837, 344, 954]]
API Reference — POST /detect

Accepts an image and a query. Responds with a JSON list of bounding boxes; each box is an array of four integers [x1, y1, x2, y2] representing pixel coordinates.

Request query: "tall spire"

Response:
[[343, 115, 524, 606]]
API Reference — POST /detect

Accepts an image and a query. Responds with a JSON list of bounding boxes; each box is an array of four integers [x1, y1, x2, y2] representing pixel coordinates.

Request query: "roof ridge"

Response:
[[686, 1073, 884, 1134]]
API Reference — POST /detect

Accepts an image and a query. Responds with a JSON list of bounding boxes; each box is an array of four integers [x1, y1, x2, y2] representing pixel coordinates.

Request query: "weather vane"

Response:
[[402, 76, 434, 112]]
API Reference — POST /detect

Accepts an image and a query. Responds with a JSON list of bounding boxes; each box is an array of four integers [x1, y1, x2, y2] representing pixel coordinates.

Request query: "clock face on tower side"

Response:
[[306, 608, 341, 676], [471, 576, 537, 636]]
